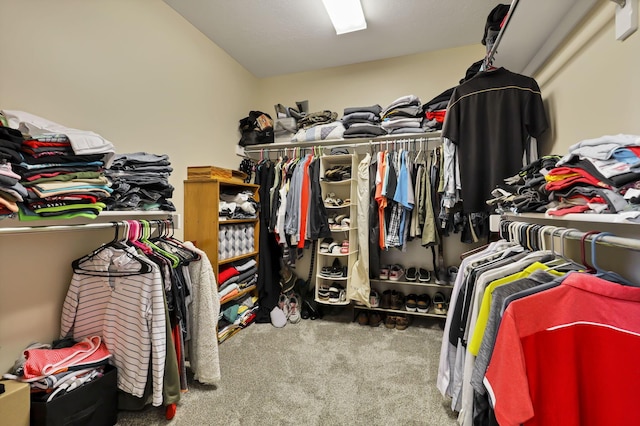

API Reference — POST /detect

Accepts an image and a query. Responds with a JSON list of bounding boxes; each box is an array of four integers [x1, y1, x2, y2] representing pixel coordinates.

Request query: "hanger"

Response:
[[72, 221, 153, 275], [590, 232, 639, 287], [579, 230, 601, 273]]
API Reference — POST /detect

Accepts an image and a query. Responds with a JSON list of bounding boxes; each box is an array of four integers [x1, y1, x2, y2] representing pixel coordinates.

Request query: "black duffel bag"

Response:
[[238, 111, 274, 146]]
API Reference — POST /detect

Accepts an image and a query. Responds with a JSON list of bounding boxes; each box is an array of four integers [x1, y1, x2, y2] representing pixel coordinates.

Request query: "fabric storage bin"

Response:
[[30, 365, 117, 426]]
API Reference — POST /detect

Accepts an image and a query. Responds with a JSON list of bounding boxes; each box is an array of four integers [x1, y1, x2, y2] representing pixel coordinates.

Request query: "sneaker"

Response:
[[405, 294, 418, 312], [418, 268, 432, 283], [369, 289, 380, 308], [340, 240, 350, 254], [317, 285, 331, 301], [379, 265, 390, 280], [288, 294, 301, 324], [389, 264, 405, 281], [448, 266, 459, 284], [319, 238, 333, 253], [416, 294, 432, 313], [278, 294, 290, 318], [330, 258, 344, 278], [329, 283, 345, 303], [433, 292, 449, 315], [405, 267, 417, 282]]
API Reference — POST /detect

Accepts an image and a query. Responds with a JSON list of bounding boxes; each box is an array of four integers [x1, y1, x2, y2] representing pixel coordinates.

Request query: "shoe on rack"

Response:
[[405, 267, 417, 282], [379, 265, 390, 280], [395, 315, 409, 331], [329, 283, 345, 303], [418, 268, 432, 283], [433, 292, 449, 315], [356, 311, 369, 326], [405, 294, 418, 312], [317, 285, 331, 301], [330, 258, 344, 278], [384, 315, 397, 329], [390, 290, 405, 310], [447, 266, 459, 284], [369, 289, 380, 308], [380, 290, 392, 309], [389, 264, 405, 281], [319, 237, 333, 253], [369, 312, 382, 327], [416, 294, 432, 313], [340, 240, 350, 254]]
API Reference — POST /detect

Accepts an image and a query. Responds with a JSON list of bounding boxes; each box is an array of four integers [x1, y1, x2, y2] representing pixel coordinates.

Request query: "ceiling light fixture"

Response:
[[322, 0, 367, 35]]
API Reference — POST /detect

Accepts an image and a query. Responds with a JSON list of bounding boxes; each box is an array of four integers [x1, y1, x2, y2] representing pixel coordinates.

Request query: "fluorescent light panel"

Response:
[[322, 0, 367, 35]]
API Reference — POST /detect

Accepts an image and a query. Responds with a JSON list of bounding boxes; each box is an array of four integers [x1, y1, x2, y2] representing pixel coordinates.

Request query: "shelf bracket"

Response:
[[610, 0, 626, 7]]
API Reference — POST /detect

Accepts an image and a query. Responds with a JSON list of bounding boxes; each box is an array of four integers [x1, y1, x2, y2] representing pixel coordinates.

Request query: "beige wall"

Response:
[[0, 0, 257, 372], [536, 2, 640, 155]]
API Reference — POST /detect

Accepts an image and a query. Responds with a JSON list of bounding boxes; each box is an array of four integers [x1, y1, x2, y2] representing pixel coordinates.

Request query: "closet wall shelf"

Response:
[[218, 251, 260, 266], [220, 285, 257, 305], [218, 218, 259, 224], [321, 180, 353, 185], [370, 279, 453, 289], [318, 250, 358, 257], [354, 305, 447, 319], [325, 204, 352, 209], [315, 298, 350, 306]]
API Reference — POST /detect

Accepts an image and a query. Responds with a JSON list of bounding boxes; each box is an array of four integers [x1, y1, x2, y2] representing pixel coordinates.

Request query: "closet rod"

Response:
[[502, 219, 640, 252], [0, 218, 172, 235], [243, 135, 441, 156], [484, 0, 520, 69]]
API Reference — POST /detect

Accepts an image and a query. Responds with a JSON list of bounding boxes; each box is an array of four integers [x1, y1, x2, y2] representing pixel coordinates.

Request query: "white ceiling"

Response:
[[163, 0, 600, 78]]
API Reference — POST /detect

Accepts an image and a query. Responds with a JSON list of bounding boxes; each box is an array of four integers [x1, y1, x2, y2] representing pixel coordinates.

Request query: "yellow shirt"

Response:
[[468, 262, 564, 355]]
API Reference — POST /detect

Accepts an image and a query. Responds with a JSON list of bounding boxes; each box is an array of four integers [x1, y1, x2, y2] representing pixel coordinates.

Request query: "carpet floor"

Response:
[[116, 308, 457, 425]]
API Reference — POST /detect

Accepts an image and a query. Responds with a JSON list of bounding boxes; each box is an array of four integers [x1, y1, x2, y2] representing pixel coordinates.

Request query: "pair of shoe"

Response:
[[324, 165, 351, 181], [278, 292, 302, 324], [328, 215, 350, 231], [379, 289, 404, 310], [384, 314, 409, 330], [434, 266, 459, 285], [320, 258, 345, 278], [324, 192, 345, 207], [301, 299, 321, 320], [379, 264, 404, 281], [405, 294, 431, 313], [356, 311, 382, 327], [328, 283, 346, 303], [405, 267, 432, 283]]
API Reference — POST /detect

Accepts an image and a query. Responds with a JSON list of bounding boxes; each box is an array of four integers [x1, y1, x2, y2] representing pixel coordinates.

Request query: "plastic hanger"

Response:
[[590, 232, 639, 287], [580, 230, 601, 273]]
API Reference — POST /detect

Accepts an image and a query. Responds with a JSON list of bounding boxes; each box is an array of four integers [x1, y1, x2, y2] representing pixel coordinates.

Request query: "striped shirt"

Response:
[[60, 246, 166, 406]]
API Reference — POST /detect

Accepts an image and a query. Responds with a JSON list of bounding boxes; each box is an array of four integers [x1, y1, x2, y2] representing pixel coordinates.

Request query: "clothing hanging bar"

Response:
[[483, 0, 520, 70], [242, 134, 442, 157], [0, 217, 174, 235], [500, 219, 640, 252]]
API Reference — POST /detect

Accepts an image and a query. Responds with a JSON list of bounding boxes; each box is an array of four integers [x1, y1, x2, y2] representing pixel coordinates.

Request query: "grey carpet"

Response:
[[116, 309, 457, 425]]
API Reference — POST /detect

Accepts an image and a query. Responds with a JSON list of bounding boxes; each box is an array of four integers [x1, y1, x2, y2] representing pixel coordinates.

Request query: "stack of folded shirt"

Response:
[[104, 152, 175, 211], [341, 104, 387, 139], [0, 161, 25, 219], [380, 95, 425, 134], [545, 134, 640, 215], [17, 134, 110, 221], [218, 258, 258, 303], [488, 155, 561, 214], [422, 88, 454, 131]]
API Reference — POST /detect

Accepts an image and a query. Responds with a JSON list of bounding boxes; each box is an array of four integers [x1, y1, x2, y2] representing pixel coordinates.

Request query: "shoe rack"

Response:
[[314, 152, 359, 306], [355, 240, 454, 320]]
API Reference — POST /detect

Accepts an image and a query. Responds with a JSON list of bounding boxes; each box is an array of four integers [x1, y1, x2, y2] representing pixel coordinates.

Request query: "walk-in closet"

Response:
[[1, 1, 640, 425]]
